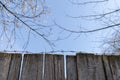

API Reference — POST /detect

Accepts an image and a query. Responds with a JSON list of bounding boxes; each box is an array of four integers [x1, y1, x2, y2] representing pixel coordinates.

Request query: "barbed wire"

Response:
[[0, 50, 80, 54]]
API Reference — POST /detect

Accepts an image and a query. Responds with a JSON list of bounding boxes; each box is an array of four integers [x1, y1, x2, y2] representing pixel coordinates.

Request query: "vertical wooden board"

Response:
[[0, 53, 11, 80], [54, 55, 65, 80], [77, 54, 88, 80], [21, 54, 43, 80], [102, 56, 113, 80], [86, 54, 96, 80], [44, 54, 65, 80], [89, 55, 106, 80], [44, 54, 54, 80], [66, 56, 77, 80], [108, 56, 120, 80], [7, 54, 22, 80], [77, 54, 106, 80]]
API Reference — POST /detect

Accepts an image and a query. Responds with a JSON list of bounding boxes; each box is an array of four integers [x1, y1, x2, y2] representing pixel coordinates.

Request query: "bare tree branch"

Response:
[[54, 21, 120, 33], [0, 1, 53, 48], [69, 0, 108, 5], [67, 9, 120, 19], [0, 0, 120, 54]]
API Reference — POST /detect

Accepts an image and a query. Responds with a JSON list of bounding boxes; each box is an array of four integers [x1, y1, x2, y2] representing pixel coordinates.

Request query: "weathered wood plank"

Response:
[[2, 53, 120, 80], [108, 56, 120, 80], [0, 53, 11, 80], [7, 54, 22, 80], [77, 54, 106, 80], [88, 55, 105, 80], [44, 54, 54, 80], [21, 54, 43, 80], [77, 54, 88, 80], [54, 55, 65, 80], [44, 54, 65, 80], [102, 56, 113, 80], [0, 53, 21, 80], [66, 56, 77, 80]]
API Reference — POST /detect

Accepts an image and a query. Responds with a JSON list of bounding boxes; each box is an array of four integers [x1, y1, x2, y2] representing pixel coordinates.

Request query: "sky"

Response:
[[0, 0, 119, 55], [40, 0, 119, 54]]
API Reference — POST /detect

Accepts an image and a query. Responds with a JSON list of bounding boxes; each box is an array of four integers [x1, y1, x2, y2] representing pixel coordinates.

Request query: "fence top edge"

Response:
[[0, 52, 21, 55], [76, 52, 120, 56], [24, 53, 64, 56], [1, 52, 120, 56], [0, 52, 64, 56], [77, 52, 97, 55]]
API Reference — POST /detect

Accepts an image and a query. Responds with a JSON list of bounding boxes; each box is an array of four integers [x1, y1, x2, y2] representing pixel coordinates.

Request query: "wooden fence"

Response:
[[0, 53, 120, 80]]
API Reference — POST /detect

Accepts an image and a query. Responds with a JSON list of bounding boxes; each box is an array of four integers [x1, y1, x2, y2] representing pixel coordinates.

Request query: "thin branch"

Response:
[[16, 9, 44, 18], [54, 21, 120, 33], [67, 9, 120, 19], [69, 0, 108, 5], [0, 1, 53, 47], [23, 30, 31, 50]]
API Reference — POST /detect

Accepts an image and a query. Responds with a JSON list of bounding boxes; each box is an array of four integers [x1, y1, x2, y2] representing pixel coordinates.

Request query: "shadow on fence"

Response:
[[0, 53, 120, 80]]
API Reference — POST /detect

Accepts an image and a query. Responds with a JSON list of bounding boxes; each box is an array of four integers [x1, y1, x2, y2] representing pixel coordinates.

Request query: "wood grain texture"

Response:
[[0, 53, 11, 80], [44, 54, 54, 80], [44, 54, 65, 80], [21, 54, 43, 80], [102, 56, 113, 80], [89, 55, 105, 80], [77, 54, 106, 80], [66, 56, 77, 80], [7, 54, 22, 80], [54, 55, 65, 80], [1, 53, 120, 80], [77, 54, 88, 80], [0, 53, 21, 80], [108, 56, 120, 80]]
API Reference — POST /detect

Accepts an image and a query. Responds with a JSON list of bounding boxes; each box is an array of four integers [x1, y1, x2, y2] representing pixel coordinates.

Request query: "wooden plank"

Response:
[[77, 54, 88, 80], [87, 55, 106, 80], [102, 56, 113, 80], [86, 54, 95, 80], [54, 55, 65, 80], [66, 56, 77, 80], [21, 54, 43, 80], [44, 54, 65, 80], [44, 54, 54, 80], [77, 54, 106, 80], [0, 53, 11, 80], [7, 54, 22, 80], [108, 56, 120, 80]]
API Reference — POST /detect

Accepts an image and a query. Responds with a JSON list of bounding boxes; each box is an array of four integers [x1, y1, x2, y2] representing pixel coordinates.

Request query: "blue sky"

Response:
[[39, 0, 116, 54], [0, 0, 119, 55]]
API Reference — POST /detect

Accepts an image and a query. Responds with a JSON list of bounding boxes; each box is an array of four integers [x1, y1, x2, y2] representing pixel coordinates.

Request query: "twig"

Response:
[[69, 0, 108, 5], [0, 1, 53, 47], [54, 21, 120, 33]]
